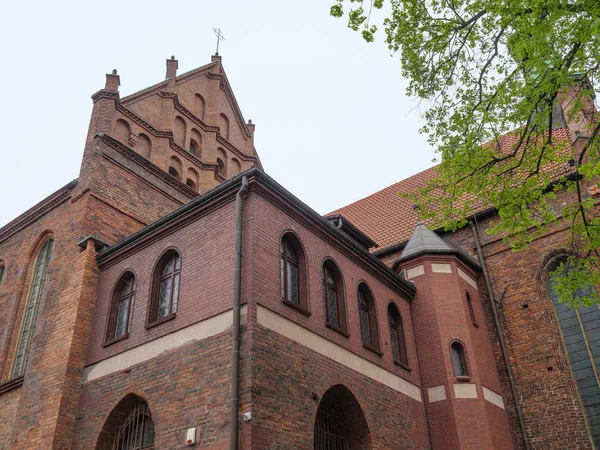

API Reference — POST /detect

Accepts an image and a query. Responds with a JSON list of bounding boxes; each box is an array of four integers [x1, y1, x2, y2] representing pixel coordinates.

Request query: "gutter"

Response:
[[470, 220, 531, 450], [230, 175, 248, 450]]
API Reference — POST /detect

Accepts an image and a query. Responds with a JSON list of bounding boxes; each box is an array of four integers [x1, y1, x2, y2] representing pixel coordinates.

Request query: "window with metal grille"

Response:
[[106, 273, 136, 343], [466, 292, 478, 327], [314, 406, 348, 450], [451, 341, 469, 377], [280, 238, 300, 305], [357, 284, 379, 351], [112, 401, 155, 450], [148, 249, 181, 326], [12, 238, 53, 378], [388, 303, 408, 367]]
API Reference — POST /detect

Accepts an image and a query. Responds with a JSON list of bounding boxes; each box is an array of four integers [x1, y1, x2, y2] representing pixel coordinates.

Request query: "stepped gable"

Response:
[[331, 126, 575, 253]]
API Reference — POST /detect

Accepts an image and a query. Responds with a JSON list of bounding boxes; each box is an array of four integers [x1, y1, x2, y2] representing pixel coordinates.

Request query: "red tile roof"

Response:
[[330, 127, 575, 253]]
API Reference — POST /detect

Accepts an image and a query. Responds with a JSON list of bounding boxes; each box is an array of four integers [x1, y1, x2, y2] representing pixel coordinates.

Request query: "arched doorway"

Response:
[[314, 384, 371, 450], [96, 394, 155, 450]]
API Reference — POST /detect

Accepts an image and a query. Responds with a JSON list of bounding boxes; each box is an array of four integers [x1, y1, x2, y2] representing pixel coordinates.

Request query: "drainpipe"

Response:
[[231, 176, 248, 450], [470, 221, 531, 450]]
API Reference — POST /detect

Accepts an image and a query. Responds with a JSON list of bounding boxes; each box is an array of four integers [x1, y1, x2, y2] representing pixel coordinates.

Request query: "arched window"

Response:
[[279, 233, 308, 312], [12, 238, 53, 377], [466, 292, 478, 327], [96, 395, 155, 450], [168, 156, 182, 180], [189, 139, 199, 156], [281, 237, 299, 305], [0, 261, 5, 289], [186, 168, 199, 191], [388, 303, 408, 367], [216, 148, 228, 178], [148, 250, 181, 325], [451, 341, 469, 378], [547, 256, 600, 446], [314, 385, 371, 450], [106, 272, 136, 343], [323, 260, 346, 332], [358, 283, 379, 350]]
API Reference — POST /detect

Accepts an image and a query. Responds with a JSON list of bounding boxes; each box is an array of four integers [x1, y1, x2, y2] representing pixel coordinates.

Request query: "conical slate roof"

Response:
[[400, 222, 452, 259]]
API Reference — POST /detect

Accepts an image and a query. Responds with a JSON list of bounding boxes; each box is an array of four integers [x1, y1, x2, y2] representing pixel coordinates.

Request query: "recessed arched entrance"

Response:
[[314, 384, 371, 450], [95, 394, 155, 450]]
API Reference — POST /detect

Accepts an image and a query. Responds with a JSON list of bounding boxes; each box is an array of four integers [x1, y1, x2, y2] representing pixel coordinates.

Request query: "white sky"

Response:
[[0, 0, 436, 228]]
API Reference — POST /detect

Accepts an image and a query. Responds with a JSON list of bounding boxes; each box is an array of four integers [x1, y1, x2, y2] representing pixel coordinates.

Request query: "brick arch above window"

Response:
[[147, 248, 182, 328]]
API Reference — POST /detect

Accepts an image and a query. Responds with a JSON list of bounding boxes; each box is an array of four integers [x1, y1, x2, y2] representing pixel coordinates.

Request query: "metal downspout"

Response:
[[231, 176, 248, 450], [470, 220, 531, 450]]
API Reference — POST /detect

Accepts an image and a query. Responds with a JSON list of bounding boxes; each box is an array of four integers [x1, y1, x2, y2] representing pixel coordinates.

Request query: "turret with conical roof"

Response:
[[396, 222, 514, 450]]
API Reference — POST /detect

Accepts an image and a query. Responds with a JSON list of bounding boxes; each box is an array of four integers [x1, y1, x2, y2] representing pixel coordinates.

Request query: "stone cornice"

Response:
[[98, 134, 199, 198], [0, 182, 75, 244], [91, 90, 120, 104]]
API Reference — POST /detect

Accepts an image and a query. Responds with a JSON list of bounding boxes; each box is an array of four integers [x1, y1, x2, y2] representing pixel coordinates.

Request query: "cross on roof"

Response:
[[213, 28, 225, 55]]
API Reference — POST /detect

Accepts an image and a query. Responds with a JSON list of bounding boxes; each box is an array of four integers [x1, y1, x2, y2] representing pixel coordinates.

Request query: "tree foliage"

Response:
[[331, 0, 600, 306]]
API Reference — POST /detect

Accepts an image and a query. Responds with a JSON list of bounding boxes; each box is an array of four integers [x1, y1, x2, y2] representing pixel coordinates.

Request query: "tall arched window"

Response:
[[358, 283, 379, 350], [548, 256, 600, 447], [0, 261, 5, 290], [388, 303, 408, 367], [280, 233, 308, 313], [148, 250, 181, 325], [12, 238, 53, 377], [466, 292, 478, 327], [323, 260, 346, 333], [451, 341, 469, 378], [280, 237, 299, 305], [106, 272, 136, 343]]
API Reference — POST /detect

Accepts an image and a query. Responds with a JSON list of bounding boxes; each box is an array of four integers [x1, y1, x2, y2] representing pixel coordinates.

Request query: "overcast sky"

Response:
[[0, 0, 436, 228]]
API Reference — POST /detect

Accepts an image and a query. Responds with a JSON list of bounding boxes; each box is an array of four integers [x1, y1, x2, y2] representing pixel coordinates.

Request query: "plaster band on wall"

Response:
[[457, 267, 478, 289], [82, 305, 247, 382], [482, 386, 505, 409], [256, 304, 422, 402], [427, 385, 447, 403], [406, 265, 425, 279], [431, 263, 452, 273], [453, 383, 478, 399]]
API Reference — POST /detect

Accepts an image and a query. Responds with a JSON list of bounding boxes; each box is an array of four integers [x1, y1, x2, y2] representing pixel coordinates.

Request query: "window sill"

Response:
[[363, 343, 383, 356], [146, 313, 176, 330], [0, 376, 24, 396], [394, 360, 412, 372], [103, 333, 129, 348], [456, 375, 471, 382], [326, 322, 350, 338], [281, 298, 311, 316]]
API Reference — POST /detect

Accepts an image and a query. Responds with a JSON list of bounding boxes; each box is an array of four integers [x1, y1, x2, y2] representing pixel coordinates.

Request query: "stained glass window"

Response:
[[156, 253, 181, 320], [324, 265, 339, 327], [114, 275, 135, 339], [358, 289, 371, 346]]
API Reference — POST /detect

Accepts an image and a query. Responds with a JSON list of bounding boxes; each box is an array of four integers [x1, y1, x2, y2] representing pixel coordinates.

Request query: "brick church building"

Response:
[[0, 54, 598, 449]]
